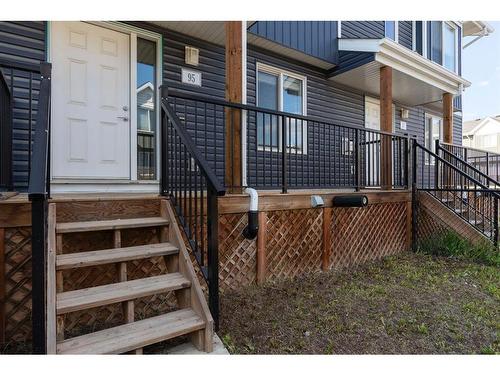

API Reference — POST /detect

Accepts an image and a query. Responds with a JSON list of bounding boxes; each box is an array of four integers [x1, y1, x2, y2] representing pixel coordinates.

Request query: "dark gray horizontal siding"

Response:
[[161, 29, 227, 182], [0, 21, 45, 190], [398, 21, 413, 50], [248, 21, 338, 64], [341, 21, 385, 39], [247, 48, 366, 188]]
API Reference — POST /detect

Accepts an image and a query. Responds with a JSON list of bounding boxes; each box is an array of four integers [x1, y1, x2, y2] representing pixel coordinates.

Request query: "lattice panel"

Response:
[[415, 192, 490, 247], [218, 213, 256, 291], [265, 209, 323, 281], [329, 203, 407, 270], [61, 227, 179, 336], [3, 227, 32, 345]]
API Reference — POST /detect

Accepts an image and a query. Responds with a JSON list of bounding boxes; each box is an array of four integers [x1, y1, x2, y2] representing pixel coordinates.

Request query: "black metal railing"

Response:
[[441, 142, 500, 183], [0, 59, 44, 190], [160, 87, 226, 329], [413, 140, 499, 245], [436, 140, 500, 189], [165, 89, 410, 192], [27, 62, 51, 354], [0, 67, 13, 191]]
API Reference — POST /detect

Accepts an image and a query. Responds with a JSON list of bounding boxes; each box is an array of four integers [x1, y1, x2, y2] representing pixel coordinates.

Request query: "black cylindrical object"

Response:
[[332, 195, 368, 207], [243, 211, 259, 239]]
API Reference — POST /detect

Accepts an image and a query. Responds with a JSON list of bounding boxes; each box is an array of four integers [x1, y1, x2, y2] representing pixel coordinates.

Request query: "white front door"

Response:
[[51, 22, 131, 179]]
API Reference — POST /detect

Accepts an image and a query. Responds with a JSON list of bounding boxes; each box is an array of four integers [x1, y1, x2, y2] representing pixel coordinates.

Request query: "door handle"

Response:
[[117, 116, 129, 122]]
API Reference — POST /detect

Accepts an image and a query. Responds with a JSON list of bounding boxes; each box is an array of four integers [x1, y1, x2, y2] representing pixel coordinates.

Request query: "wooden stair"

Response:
[[46, 198, 214, 354]]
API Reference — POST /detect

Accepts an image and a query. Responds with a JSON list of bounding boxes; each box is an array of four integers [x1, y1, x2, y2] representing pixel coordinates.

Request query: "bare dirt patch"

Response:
[[219, 252, 500, 354]]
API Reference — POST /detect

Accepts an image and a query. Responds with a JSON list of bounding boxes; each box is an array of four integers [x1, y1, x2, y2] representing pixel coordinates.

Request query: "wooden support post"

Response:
[[322, 208, 332, 271], [443, 93, 453, 144], [256, 211, 267, 284], [380, 66, 393, 190], [0, 228, 5, 345], [225, 21, 244, 193]]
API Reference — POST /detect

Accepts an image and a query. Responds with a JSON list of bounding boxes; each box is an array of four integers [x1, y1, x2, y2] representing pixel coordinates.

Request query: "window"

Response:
[[427, 21, 459, 73], [443, 23, 457, 72], [425, 114, 443, 164], [480, 135, 498, 149], [256, 64, 306, 152], [136, 38, 157, 180], [385, 21, 397, 41]]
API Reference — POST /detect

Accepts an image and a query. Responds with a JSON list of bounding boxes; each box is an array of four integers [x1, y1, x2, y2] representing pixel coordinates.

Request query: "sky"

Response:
[[462, 21, 500, 121]]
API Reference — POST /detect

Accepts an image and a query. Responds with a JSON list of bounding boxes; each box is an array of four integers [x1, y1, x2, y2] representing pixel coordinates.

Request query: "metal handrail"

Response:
[[413, 140, 500, 246], [166, 88, 407, 139], [436, 142, 500, 189], [160, 96, 225, 196], [0, 67, 13, 191], [415, 142, 500, 197], [26, 62, 51, 354], [441, 140, 500, 158], [160, 87, 225, 329]]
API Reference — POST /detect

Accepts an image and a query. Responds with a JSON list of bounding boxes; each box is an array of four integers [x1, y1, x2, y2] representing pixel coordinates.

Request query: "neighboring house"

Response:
[[0, 21, 495, 354], [463, 115, 500, 153]]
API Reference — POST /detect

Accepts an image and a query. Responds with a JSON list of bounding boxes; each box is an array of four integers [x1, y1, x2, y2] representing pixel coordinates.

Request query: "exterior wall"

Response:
[[398, 21, 413, 50], [341, 21, 385, 39], [248, 21, 338, 64], [0, 21, 46, 190]]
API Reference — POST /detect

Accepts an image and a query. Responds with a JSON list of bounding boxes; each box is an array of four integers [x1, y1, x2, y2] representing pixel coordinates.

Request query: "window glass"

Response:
[[444, 23, 456, 72], [137, 38, 156, 180], [385, 21, 396, 40], [257, 71, 279, 147], [430, 21, 442, 64], [425, 115, 442, 163]]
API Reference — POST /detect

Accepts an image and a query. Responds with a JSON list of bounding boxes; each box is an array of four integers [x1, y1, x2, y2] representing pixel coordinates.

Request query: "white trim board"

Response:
[[338, 38, 470, 94]]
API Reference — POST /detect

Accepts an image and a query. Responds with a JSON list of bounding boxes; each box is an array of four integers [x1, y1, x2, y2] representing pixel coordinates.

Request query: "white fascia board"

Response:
[[339, 38, 471, 94]]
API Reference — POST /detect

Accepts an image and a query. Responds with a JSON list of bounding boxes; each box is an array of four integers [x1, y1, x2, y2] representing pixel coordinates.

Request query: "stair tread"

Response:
[[57, 308, 205, 354], [56, 243, 179, 270], [57, 273, 190, 314], [56, 217, 169, 233]]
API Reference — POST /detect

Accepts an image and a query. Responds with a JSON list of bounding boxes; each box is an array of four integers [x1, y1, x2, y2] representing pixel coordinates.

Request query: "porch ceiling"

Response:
[[149, 21, 254, 46], [329, 38, 471, 107]]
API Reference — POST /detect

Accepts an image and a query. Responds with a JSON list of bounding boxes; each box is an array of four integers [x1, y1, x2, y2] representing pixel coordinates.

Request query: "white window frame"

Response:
[[256, 62, 308, 154], [442, 21, 459, 74], [88, 22, 163, 182], [424, 113, 443, 165], [427, 21, 459, 74], [385, 21, 398, 42]]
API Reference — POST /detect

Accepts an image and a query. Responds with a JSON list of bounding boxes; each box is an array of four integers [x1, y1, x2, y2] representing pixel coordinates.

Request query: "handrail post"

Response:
[[207, 182, 219, 330], [486, 152, 490, 177], [404, 136, 410, 189], [354, 128, 360, 191], [494, 197, 499, 248], [411, 138, 418, 251], [281, 115, 287, 193], [160, 86, 168, 196], [434, 139, 440, 190]]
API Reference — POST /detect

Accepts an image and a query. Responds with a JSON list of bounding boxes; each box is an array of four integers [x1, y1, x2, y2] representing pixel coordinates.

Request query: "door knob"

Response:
[[117, 116, 129, 122]]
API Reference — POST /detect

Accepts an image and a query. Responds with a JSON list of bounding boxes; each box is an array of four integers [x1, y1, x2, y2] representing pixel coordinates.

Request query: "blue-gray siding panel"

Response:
[[161, 30, 227, 182], [0, 21, 45, 190], [341, 21, 385, 39], [398, 21, 413, 50], [248, 21, 338, 64]]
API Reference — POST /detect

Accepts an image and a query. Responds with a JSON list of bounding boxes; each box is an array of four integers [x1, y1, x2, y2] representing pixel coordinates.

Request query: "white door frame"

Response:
[[48, 21, 162, 192]]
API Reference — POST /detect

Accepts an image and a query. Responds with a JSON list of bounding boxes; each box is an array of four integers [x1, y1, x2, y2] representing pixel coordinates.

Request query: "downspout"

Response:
[[243, 187, 259, 239]]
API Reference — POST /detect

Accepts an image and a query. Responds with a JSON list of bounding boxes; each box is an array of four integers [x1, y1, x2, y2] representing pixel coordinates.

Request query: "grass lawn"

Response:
[[219, 251, 500, 354]]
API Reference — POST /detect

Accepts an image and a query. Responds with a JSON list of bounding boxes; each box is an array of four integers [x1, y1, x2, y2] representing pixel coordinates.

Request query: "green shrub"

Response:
[[417, 230, 500, 267]]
